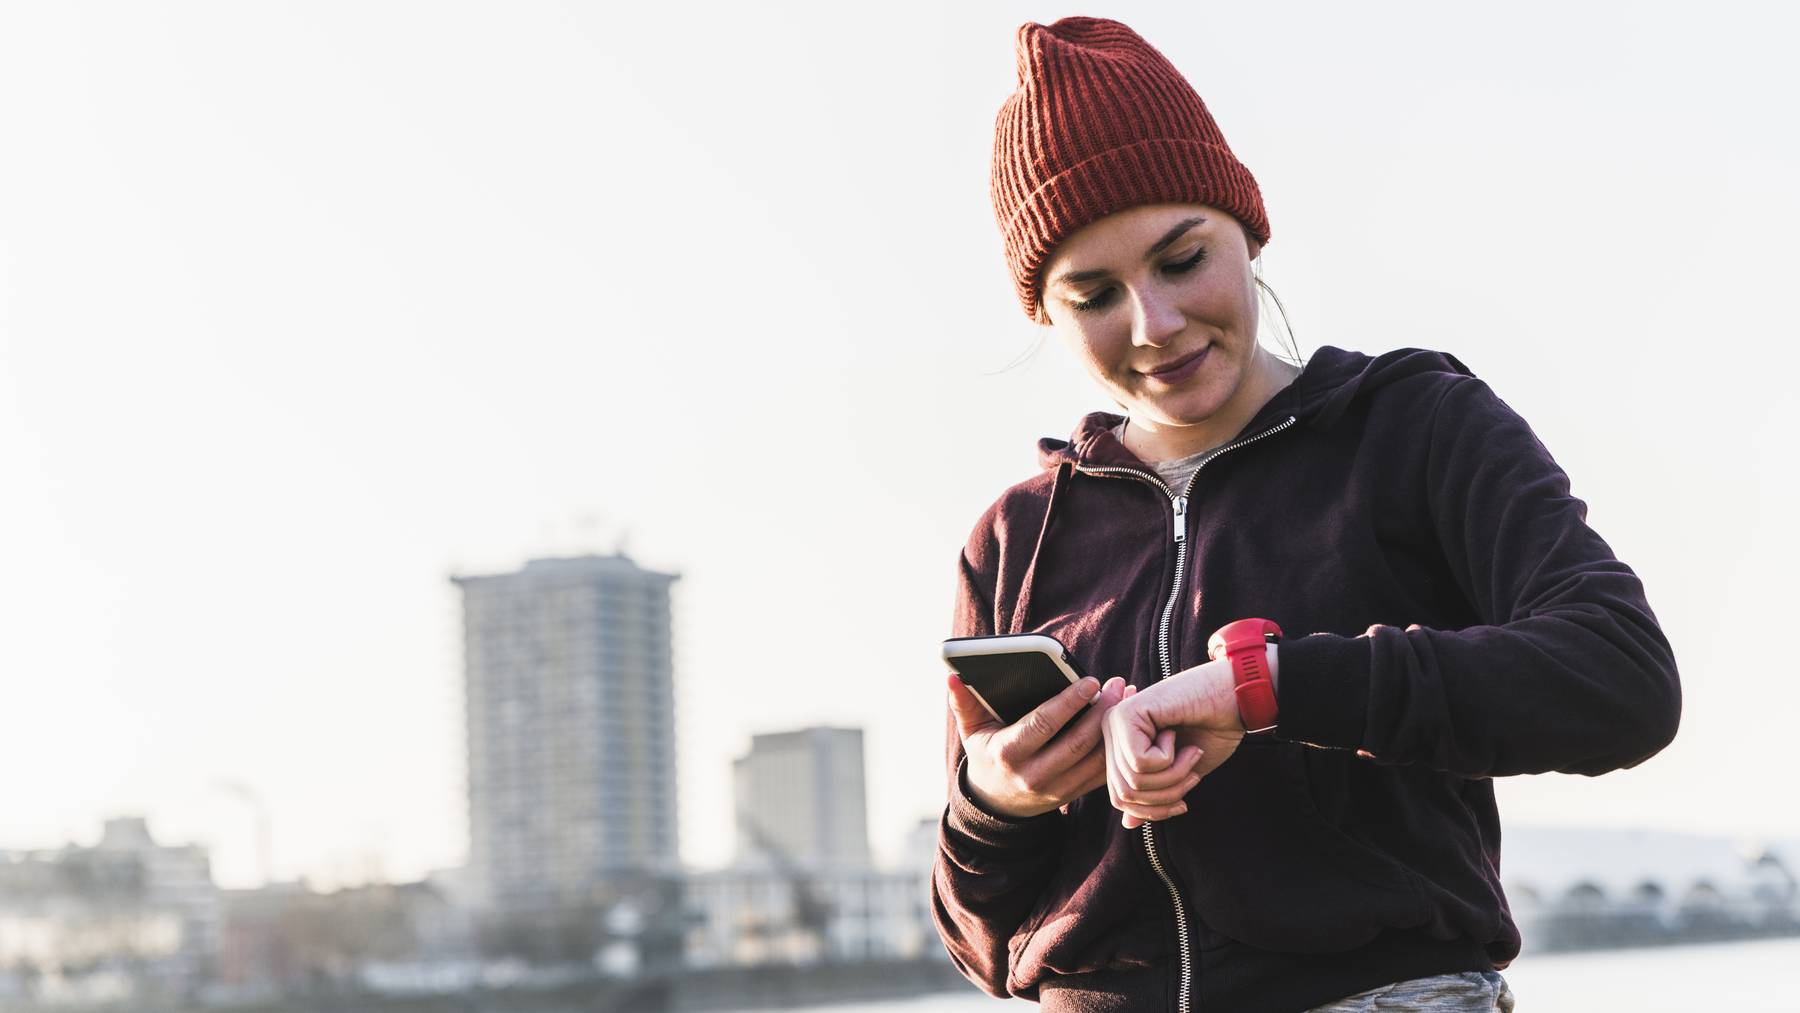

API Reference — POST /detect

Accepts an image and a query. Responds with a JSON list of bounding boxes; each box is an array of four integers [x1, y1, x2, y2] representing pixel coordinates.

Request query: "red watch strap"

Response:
[[1208, 618, 1282, 734]]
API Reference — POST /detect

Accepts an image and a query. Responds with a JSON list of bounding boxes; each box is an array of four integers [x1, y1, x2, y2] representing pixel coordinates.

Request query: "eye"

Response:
[[1066, 247, 1205, 313], [1069, 288, 1116, 313], [1163, 246, 1207, 275]]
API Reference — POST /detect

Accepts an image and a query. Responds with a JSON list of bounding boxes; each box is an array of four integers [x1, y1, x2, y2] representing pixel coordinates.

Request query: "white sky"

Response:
[[1, 1, 1795, 889]]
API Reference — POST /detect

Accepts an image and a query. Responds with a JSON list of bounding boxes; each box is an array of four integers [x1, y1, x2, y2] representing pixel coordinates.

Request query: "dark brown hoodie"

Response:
[[931, 346, 1680, 1012]]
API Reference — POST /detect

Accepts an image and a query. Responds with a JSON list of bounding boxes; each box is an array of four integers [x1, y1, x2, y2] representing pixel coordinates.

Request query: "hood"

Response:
[[1036, 345, 1475, 472]]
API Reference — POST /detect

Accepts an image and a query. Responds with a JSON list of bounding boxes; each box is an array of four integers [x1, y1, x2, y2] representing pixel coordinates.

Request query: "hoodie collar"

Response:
[[1036, 345, 1475, 472]]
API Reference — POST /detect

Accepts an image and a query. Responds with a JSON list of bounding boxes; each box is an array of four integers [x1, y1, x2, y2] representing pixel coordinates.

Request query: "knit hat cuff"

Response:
[[1000, 136, 1270, 318]]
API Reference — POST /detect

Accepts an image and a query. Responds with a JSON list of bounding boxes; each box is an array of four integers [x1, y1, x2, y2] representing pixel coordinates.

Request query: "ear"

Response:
[[1239, 221, 1262, 262]]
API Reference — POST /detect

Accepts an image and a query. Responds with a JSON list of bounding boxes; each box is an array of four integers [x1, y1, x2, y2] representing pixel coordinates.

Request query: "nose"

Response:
[[1129, 286, 1184, 349]]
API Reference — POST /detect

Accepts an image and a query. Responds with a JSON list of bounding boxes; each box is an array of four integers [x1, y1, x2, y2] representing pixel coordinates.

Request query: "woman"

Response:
[[932, 16, 1680, 1013]]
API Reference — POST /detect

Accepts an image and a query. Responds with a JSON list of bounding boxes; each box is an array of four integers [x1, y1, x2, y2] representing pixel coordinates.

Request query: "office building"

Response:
[[454, 554, 680, 909], [733, 727, 869, 870]]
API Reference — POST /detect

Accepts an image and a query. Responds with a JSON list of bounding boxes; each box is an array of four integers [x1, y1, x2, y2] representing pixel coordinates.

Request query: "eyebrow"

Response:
[[1049, 216, 1208, 290]]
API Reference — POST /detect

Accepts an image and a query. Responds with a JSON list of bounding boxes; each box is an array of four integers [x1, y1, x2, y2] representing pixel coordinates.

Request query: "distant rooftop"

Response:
[[1503, 826, 1797, 900], [451, 552, 680, 585]]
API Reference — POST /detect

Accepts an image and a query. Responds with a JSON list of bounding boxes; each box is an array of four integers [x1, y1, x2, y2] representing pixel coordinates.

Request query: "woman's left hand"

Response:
[[1101, 657, 1247, 828]]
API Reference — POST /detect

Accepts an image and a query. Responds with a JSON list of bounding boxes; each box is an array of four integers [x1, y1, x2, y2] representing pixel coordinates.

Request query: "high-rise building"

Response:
[[733, 727, 870, 870], [454, 554, 680, 910]]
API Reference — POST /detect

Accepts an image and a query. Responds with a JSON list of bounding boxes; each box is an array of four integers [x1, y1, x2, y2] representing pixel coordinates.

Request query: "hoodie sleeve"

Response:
[[1274, 375, 1681, 777], [930, 520, 1067, 998]]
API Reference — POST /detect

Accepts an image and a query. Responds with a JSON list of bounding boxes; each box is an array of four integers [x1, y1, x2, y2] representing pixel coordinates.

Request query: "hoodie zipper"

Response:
[[1073, 414, 1297, 1013]]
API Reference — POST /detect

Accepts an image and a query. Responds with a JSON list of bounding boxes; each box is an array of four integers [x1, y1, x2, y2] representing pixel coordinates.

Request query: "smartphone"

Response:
[[941, 633, 1089, 726]]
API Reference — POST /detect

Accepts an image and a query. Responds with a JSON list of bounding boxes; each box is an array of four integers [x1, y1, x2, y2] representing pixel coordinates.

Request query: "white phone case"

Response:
[[942, 634, 1084, 724]]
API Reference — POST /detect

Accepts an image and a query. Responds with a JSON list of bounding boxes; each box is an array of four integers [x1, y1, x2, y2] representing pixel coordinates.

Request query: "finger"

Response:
[[998, 676, 1101, 762], [1152, 727, 1176, 763], [1092, 676, 1131, 710], [946, 675, 1001, 740], [1015, 679, 1129, 806], [1119, 745, 1203, 793], [1102, 709, 1131, 816], [1042, 746, 1107, 804], [1110, 754, 1141, 825], [1103, 709, 1168, 818], [1036, 677, 1125, 772], [1116, 764, 1202, 807], [1120, 717, 1177, 776], [1116, 797, 1189, 825]]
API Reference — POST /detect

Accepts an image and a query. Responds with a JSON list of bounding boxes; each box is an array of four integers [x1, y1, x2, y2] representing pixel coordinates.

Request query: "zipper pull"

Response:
[[1172, 495, 1188, 544]]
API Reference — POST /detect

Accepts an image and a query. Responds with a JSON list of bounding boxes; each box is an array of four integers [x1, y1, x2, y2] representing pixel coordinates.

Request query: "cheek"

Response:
[[1168, 262, 1253, 329], [1062, 326, 1129, 383], [1202, 272, 1258, 333]]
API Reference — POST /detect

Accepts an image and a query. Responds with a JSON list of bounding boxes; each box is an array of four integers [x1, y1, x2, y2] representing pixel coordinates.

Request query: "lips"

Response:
[[1143, 345, 1210, 382]]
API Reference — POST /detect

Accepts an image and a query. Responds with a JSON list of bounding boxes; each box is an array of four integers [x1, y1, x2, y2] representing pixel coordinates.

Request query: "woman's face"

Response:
[[1038, 203, 1262, 430]]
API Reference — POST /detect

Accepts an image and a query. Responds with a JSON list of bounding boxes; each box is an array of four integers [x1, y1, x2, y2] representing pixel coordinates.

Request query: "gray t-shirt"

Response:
[[1112, 421, 1221, 493]]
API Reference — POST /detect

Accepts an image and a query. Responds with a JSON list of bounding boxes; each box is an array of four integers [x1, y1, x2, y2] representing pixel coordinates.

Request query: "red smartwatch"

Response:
[[1207, 618, 1282, 735]]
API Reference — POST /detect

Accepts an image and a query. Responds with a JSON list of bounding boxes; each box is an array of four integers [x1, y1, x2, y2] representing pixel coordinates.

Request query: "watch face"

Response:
[[1210, 619, 1283, 652]]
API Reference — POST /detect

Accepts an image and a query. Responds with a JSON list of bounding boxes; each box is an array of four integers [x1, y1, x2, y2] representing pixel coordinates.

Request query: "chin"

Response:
[[1139, 389, 1230, 426]]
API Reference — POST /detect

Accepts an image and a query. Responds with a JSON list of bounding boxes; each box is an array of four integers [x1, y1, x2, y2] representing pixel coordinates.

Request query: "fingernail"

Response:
[[1175, 803, 1188, 815], [1083, 679, 1101, 700]]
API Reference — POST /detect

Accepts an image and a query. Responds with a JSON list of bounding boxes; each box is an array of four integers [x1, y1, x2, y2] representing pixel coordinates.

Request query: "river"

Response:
[[733, 936, 1800, 1012]]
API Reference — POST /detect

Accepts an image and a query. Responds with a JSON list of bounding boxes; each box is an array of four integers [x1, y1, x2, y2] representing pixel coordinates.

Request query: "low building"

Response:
[[211, 877, 479, 1000], [0, 817, 218, 1003], [1503, 826, 1800, 951], [682, 865, 937, 968]]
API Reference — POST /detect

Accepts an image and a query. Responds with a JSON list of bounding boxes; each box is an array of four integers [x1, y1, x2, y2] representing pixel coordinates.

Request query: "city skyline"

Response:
[[3, 1, 1796, 890]]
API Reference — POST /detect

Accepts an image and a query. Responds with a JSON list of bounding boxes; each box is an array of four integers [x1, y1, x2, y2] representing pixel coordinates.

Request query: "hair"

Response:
[[1254, 266, 1307, 369]]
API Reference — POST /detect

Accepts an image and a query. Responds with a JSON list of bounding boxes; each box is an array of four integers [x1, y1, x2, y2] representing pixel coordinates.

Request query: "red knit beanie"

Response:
[[990, 17, 1271, 319]]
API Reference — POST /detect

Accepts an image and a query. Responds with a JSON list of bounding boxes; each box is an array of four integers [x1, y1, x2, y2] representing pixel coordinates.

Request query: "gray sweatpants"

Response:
[[1305, 971, 1515, 1011]]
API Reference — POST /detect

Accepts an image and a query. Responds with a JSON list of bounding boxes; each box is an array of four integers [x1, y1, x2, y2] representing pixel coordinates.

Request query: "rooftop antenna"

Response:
[[575, 510, 606, 556], [536, 517, 557, 560], [215, 779, 272, 887]]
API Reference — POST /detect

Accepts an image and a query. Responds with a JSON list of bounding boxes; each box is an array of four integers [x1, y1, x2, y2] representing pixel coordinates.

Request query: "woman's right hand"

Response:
[[947, 673, 1132, 819]]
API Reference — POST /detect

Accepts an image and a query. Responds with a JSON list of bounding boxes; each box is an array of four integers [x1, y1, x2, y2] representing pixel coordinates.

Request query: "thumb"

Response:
[[947, 674, 1000, 739]]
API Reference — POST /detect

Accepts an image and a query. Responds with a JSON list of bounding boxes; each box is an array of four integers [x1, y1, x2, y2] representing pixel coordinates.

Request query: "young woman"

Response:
[[932, 17, 1680, 1013]]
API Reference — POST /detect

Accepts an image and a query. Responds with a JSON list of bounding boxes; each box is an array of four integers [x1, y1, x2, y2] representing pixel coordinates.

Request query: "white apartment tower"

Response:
[[454, 554, 679, 909], [733, 727, 870, 870]]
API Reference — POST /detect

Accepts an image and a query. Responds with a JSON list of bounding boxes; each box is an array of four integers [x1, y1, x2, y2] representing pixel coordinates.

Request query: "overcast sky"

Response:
[[2, 1, 1795, 888]]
